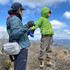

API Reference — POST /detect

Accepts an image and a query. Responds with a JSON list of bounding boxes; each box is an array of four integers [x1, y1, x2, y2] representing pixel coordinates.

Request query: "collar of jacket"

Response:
[[13, 12, 22, 20], [8, 12, 22, 20], [7, 14, 16, 20]]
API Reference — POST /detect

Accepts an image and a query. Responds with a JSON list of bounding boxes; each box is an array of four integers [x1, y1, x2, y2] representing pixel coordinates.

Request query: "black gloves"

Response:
[[25, 20, 35, 37], [25, 21, 35, 29]]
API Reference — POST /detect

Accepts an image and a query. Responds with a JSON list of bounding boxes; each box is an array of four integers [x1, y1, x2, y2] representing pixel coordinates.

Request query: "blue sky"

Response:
[[0, 0, 70, 40]]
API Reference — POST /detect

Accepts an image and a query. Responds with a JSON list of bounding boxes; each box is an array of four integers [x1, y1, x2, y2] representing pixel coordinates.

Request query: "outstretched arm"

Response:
[[30, 17, 43, 30]]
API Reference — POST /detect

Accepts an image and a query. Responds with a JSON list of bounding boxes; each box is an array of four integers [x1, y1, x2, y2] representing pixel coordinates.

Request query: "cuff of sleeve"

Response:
[[30, 28, 33, 30], [24, 25, 28, 30]]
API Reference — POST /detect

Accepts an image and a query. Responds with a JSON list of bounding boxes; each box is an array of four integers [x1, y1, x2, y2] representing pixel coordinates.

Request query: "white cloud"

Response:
[[22, 8, 42, 20], [0, 26, 6, 31], [0, 26, 70, 40], [29, 20, 69, 41], [0, 26, 8, 39], [63, 11, 70, 21], [29, 20, 70, 41], [0, 0, 68, 8], [29, 28, 70, 41], [29, 28, 41, 41], [50, 20, 67, 30], [64, 30, 70, 35], [22, 7, 42, 19], [54, 30, 70, 39], [0, 0, 10, 5], [12, 0, 67, 8]]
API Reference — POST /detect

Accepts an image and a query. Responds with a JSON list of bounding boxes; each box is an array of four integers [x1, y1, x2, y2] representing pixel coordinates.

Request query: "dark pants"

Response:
[[13, 48, 28, 70]]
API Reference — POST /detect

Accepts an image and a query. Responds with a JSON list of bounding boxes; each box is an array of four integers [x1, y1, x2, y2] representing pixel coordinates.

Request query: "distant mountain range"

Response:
[[0, 39, 8, 43], [30, 39, 70, 49], [53, 39, 70, 49], [0, 39, 70, 49]]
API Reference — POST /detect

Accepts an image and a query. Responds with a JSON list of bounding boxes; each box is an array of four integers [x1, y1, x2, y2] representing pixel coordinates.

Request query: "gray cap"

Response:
[[11, 2, 26, 11]]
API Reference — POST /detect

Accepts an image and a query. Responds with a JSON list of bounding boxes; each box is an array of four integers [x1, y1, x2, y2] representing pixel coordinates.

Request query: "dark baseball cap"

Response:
[[11, 2, 26, 11]]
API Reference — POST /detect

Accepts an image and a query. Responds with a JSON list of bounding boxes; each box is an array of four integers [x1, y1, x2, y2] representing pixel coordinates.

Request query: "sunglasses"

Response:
[[49, 11, 51, 14]]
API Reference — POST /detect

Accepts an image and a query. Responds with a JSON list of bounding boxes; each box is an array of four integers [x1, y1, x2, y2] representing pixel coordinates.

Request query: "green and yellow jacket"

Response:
[[31, 7, 54, 35]]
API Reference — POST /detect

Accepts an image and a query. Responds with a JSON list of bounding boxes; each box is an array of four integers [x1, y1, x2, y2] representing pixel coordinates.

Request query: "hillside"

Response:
[[0, 41, 70, 70]]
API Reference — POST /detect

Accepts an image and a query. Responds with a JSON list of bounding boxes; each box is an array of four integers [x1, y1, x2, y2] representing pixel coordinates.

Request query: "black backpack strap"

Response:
[[9, 55, 15, 62], [9, 55, 18, 62]]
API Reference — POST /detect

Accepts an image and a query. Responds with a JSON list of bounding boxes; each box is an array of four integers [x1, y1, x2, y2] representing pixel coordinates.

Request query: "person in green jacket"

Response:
[[30, 7, 54, 68]]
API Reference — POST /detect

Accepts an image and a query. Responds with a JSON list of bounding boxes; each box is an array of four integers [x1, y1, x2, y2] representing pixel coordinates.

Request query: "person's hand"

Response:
[[25, 21, 35, 28]]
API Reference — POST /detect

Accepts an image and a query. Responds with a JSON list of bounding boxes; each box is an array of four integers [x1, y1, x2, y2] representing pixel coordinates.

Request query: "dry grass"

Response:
[[0, 42, 70, 70]]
